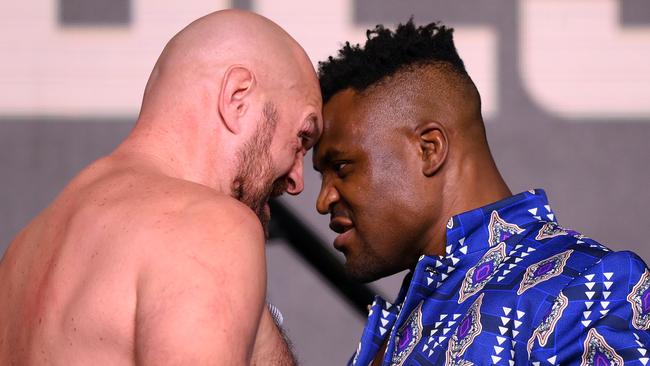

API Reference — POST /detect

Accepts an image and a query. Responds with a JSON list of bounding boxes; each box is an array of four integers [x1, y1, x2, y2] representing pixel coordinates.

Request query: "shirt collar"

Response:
[[443, 188, 555, 259], [394, 189, 556, 304]]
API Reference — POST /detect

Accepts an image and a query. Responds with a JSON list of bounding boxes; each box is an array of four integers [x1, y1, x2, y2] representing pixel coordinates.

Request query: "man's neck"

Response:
[[424, 155, 511, 257], [114, 119, 235, 195]]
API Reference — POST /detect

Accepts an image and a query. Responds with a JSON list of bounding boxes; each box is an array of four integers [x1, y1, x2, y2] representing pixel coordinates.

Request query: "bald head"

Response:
[[121, 9, 322, 224], [139, 9, 317, 123]]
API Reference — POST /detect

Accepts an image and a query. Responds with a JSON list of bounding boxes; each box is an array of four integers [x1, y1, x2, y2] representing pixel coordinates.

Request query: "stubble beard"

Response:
[[344, 249, 389, 283], [232, 102, 288, 237], [343, 233, 395, 283]]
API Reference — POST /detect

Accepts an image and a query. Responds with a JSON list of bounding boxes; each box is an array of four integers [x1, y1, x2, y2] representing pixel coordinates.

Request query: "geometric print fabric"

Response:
[[349, 189, 650, 366]]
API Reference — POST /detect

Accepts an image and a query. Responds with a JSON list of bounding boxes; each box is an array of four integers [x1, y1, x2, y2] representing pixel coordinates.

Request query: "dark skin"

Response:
[[314, 88, 445, 282], [313, 66, 512, 363]]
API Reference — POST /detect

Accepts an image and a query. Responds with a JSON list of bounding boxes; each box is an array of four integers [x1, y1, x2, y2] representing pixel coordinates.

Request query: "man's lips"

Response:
[[333, 228, 355, 252], [330, 215, 355, 252], [329, 216, 354, 234]]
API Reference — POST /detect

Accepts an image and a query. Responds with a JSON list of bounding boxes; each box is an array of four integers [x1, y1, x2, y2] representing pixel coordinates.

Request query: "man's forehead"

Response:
[[322, 87, 392, 128], [280, 80, 322, 132], [322, 90, 380, 136], [313, 105, 360, 168]]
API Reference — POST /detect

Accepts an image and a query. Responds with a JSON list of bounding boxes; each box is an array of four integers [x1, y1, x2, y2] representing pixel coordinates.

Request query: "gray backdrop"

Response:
[[1, 1, 649, 364]]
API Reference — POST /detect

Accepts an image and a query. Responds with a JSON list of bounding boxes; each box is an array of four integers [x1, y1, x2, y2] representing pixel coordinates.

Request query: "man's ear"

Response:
[[218, 65, 255, 134], [417, 121, 448, 176]]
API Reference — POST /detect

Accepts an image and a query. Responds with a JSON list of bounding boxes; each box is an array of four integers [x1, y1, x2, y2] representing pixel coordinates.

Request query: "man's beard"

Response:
[[231, 102, 288, 237]]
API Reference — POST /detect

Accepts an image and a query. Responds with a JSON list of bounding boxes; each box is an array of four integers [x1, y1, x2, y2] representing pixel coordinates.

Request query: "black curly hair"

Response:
[[318, 19, 468, 104]]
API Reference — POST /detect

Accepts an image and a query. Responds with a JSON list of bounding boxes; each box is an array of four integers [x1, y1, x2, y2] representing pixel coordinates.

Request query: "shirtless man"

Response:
[[0, 9, 321, 365]]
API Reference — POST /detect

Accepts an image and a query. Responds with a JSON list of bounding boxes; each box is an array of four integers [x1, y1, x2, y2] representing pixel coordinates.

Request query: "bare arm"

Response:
[[251, 307, 297, 366], [134, 200, 267, 365]]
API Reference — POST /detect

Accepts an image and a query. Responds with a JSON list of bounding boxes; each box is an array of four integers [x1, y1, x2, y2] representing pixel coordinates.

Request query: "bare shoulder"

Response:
[[185, 192, 265, 243], [132, 186, 268, 364], [135, 181, 268, 288], [67, 165, 267, 270], [141, 187, 265, 258]]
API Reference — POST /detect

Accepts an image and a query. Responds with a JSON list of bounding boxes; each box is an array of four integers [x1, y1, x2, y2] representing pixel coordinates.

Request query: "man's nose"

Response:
[[284, 153, 304, 195], [316, 178, 339, 215]]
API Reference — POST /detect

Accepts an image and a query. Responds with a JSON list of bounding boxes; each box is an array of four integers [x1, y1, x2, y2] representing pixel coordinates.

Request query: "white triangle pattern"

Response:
[[599, 272, 612, 324], [597, 270, 615, 319], [581, 273, 607, 327], [426, 312, 457, 352]]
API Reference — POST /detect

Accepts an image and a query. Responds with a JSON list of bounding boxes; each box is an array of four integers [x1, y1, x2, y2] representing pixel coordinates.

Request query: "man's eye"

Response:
[[333, 162, 348, 173], [299, 132, 313, 149]]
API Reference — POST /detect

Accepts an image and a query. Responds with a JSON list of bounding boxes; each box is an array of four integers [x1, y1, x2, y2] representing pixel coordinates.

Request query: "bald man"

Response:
[[315, 20, 650, 365], [0, 9, 321, 365]]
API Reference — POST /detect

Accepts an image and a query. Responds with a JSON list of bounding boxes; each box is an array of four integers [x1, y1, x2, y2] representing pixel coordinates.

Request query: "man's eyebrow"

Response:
[[313, 148, 342, 171], [305, 114, 320, 136]]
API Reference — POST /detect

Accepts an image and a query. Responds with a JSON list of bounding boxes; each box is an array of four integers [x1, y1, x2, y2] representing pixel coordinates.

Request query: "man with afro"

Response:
[[314, 19, 650, 365]]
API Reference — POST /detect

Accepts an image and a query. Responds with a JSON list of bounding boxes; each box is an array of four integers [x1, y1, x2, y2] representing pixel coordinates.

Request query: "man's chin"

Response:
[[343, 261, 384, 284], [343, 253, 405, 283]]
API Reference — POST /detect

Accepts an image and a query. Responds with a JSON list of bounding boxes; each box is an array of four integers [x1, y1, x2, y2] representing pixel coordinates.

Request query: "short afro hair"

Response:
[[318, 19, 468, 104]]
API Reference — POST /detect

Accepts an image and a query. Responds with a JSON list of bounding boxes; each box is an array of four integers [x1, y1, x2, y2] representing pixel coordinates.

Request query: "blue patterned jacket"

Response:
[[350, 189, 650, 366]]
